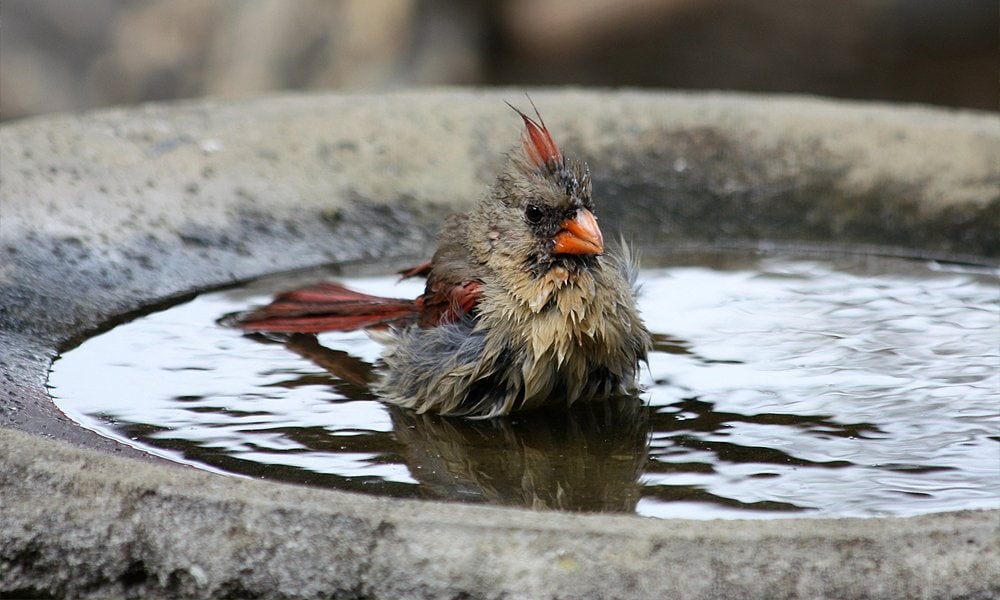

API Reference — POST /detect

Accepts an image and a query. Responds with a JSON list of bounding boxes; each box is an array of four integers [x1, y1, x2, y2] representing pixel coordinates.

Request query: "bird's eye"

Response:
[[524, 204, 544, 225]]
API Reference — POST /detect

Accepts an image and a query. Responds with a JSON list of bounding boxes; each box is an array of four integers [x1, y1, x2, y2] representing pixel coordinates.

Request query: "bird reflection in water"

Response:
[[283, 333, 649, 514]]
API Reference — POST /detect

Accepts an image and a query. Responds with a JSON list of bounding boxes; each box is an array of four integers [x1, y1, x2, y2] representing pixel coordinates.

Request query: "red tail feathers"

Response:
[[231, 282, 419, 334]]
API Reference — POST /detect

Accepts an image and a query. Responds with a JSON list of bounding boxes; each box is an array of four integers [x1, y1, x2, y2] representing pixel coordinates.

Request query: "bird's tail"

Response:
[[223, 281, 419, 334]]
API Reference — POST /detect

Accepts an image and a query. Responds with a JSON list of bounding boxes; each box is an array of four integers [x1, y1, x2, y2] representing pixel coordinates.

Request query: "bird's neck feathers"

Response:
[[491, 259, 598, 315]]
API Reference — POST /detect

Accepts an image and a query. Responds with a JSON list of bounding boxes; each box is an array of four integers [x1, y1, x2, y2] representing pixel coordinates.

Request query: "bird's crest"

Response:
[[507, 99, 563, 170]]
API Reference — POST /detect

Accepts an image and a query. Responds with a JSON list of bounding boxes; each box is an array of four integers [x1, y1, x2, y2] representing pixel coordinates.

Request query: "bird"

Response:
[[232, 102, 653, 418]]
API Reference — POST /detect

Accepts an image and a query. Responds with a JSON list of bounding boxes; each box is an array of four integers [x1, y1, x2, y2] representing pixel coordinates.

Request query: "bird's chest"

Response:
[[487, 261, 628, 342], [525, 298, 603, 362], [489, 266, 624, 349], [517, 302, 623, 408], [469, 265, 644, 414]]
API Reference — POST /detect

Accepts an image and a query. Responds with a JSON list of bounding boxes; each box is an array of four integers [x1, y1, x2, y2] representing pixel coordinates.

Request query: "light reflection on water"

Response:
[[50, 253, 1000, 519]]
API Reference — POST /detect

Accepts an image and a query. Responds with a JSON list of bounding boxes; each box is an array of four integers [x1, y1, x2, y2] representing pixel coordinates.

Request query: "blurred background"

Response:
[[1, 0, 996, 122]]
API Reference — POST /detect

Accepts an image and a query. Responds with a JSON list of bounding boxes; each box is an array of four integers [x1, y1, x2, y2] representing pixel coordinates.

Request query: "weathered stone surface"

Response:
[[1, 90, 998, 598], [3, 428, 997, 599]]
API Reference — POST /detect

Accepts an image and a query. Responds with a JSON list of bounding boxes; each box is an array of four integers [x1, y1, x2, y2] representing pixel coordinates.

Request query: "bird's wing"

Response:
[[416, 214, 484, 327], [397, 260, 433, 280], [229, 214, 484, 334], [417, 272, 483, 328], [229, 281, 419, 333]]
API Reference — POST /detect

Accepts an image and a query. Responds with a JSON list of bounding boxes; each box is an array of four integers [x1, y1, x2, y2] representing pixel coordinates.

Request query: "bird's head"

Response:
[[469, 103, 604, 280]]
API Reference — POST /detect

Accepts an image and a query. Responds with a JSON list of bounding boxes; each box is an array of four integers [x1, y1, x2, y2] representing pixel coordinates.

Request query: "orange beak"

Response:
[[552, 208, 604, 256]]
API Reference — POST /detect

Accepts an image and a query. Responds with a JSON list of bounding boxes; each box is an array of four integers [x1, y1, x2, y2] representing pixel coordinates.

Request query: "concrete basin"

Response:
[[2, 89, 998, 599]]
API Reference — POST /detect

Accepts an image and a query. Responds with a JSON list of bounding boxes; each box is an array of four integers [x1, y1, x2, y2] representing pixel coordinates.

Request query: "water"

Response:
[[49, 252, 1000, 519]]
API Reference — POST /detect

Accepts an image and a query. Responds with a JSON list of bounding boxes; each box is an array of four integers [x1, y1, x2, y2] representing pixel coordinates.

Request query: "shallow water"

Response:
[[50, 252, 1000, 519]]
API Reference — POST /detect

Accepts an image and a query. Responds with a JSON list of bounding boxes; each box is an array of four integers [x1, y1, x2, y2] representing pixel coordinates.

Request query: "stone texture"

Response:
[[2, 428, 997, 599]]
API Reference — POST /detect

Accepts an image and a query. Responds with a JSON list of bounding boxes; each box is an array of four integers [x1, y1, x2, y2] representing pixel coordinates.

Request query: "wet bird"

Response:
[[233, 103, 652, 418]]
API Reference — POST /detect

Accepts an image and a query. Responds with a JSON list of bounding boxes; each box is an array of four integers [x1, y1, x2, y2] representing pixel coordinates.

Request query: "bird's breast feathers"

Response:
[[480, 258, 637, 368]]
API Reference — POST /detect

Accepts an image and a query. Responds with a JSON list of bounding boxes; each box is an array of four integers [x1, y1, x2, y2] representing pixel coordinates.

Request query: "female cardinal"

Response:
[[233, 104, 652, 418]]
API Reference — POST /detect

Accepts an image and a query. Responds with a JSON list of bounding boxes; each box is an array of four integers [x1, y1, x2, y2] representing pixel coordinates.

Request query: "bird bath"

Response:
[[2, 90, 998, 599]]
